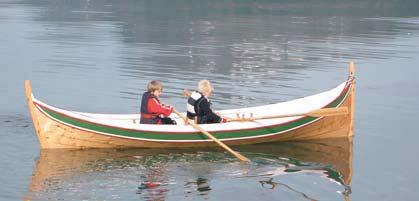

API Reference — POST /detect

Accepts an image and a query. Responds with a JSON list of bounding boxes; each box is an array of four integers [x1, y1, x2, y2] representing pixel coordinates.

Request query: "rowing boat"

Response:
[[25, 63, 355, 149]]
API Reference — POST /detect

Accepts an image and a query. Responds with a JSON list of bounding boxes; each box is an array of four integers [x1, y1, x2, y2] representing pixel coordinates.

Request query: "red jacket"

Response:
[[140, 92, 173, 124], [147, 97, 172, 117]]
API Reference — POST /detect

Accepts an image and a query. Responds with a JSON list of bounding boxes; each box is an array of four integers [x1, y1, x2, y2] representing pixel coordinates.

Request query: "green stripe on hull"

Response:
[[39, 83, 350, 141], [42, 107, 317, 141]]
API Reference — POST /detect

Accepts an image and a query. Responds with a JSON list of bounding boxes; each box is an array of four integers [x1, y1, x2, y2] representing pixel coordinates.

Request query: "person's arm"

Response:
[[198, 98, 223, 122], [147, 98, 173, 117]]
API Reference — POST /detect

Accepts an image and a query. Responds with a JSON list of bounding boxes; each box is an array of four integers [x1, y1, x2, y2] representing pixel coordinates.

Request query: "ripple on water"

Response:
[[0, 114, 31, 128]]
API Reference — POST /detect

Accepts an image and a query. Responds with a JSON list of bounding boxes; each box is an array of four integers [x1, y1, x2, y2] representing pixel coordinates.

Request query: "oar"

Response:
[[230, 107, 349, 122], [172, 109, 250, 163]]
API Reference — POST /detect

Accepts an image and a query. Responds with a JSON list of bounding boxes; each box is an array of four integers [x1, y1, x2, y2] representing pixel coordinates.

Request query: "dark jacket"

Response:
[[186, 91, 221, 124]]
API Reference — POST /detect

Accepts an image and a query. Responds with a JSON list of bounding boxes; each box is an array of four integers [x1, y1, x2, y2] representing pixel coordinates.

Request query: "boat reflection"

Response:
[[26, 138, 352, 200], [239, 138, 353, 185], [239, 138, 353, 200]]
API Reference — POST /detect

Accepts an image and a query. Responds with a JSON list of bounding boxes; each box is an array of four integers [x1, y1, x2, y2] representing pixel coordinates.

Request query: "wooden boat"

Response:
[[25, 62, 355, 149]]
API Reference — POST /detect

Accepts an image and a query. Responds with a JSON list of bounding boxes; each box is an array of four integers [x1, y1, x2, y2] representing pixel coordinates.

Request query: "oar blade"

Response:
[[307, 107, 349, 117]]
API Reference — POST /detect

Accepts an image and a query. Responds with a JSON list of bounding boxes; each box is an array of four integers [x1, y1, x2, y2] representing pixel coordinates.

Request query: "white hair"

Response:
[[198, 80, 213, 94]]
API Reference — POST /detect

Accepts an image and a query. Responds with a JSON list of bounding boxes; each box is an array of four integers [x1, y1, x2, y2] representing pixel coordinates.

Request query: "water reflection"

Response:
[[25, 138, 353, 200], [137, 164, 170, 201], [259, 178, 317, 200], [184, 177, 211, 197]]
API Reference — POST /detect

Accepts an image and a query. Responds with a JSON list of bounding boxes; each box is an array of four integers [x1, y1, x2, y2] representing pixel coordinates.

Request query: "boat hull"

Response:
[[25, 63, 356, 149]]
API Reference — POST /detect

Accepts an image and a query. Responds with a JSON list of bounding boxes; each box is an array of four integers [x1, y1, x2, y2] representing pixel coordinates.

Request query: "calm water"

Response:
[[1, 0, 419, 200]]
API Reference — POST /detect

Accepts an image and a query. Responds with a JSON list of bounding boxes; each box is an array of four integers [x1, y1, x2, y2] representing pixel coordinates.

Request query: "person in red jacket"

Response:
[[140, 81, 176, 124]]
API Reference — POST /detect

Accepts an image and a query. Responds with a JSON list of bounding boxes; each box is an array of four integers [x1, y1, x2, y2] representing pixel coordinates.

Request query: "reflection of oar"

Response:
[[172, 109, 250, 162], [230, 107, 349, 122], [259, 178, 316, 200]]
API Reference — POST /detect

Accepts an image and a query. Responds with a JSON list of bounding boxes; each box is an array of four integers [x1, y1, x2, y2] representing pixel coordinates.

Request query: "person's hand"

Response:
[[167, 105, 174, 111], [183, 118, 190, 125], [221, 117, 230, 123]]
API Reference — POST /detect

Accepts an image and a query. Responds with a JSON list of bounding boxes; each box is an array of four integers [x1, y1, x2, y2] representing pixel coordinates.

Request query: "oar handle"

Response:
[[183, 89, 192, 97], [173, 109, 250, 162], [230, 107, 349, 122]]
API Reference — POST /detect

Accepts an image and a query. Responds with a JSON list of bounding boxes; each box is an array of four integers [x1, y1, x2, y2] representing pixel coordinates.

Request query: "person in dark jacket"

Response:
[[186, 80, 228, 124], [140, 80, 176, 125]]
